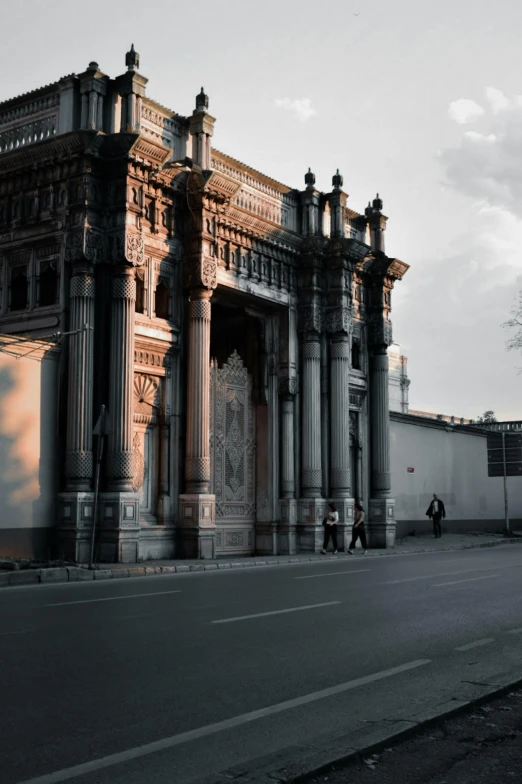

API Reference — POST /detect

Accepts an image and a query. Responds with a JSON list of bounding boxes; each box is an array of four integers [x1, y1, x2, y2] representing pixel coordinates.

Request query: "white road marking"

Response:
[[212, 601, 341, 624], [432, 575, 500, 587], [507, 627, 522, 634], [295, 569, 370, 580], [384, 566, 507, 586], [432, 557, 476, 564], [45, 590, 181, 607], [0, 629, 32, 636], [455, 638, 495, 651], [12, 658, 431, 784]]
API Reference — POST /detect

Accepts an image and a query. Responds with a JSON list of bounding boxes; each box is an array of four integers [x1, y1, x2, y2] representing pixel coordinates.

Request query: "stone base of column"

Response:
[[255, 522, 278, 555], [329, 498, 355, 552], [138, 525, 177, 561], [56, 492, 95, 563], [297, 498, 326, 553], [178, 494, 216, 559], [278, 499, 298, 554], [96, 492, 141, 563], [368, 498, 396, 548]]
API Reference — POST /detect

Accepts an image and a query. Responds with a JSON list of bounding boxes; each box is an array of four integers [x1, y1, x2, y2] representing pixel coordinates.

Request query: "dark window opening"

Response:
[[10, 266, 28, 310], [154, 279, 169, 320], [135, 274, 145, 314], [39, 261, 58, 307], [352, 339, 361, 370]]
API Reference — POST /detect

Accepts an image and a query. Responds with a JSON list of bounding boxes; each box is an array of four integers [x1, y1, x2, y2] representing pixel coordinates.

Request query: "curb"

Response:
[[1, 537, 521, 589], [204, 670, 522, 783]]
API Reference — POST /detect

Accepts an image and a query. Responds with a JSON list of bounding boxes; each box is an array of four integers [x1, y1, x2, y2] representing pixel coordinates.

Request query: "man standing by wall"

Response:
[[426, 493, 446, 538]]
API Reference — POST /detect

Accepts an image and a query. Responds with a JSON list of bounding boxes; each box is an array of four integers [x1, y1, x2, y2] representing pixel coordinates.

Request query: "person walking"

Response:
[[321, 503, 339, 554], [426, 493, 446, 538], [348, 502, 367, 555]]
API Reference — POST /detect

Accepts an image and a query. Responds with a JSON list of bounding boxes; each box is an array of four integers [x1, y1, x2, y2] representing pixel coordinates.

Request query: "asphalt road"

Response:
[[2, 545, 522, 784]]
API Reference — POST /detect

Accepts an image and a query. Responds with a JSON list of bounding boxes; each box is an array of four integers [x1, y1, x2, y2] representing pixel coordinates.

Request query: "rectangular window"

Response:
[[10, 265, 29, 311]]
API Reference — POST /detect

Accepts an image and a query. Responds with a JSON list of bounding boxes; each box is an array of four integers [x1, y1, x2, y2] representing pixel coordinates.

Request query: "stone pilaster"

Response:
[[369, 345, 395, 547], [179, 289, 216, 559], [57, 263, 95, 563], [98, 266, 140, 563]]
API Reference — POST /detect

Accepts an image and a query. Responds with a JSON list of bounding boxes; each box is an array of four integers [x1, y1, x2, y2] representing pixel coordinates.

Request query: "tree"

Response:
[[503, 293, 522, 364], [477, 410, 497, 424]]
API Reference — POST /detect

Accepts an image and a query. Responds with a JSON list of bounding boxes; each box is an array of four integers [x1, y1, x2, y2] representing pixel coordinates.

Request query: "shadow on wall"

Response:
[[0, 360, 54, 559]]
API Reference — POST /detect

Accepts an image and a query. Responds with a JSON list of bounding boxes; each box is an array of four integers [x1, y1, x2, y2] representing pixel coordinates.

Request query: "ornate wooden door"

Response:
[[210, 351, 256, 554]]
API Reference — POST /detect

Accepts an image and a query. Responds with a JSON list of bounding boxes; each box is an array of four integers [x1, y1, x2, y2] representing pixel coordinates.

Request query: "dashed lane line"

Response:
[[455, 638, 495, 651], [432, 574, 500, 587], [211, 601, 341, 624], [45, 590, 182, 607], [295, 570, 370, 580]]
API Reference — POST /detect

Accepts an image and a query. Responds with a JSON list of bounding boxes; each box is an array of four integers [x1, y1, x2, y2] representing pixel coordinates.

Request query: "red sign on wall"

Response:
[[407, 467, 415, 473]]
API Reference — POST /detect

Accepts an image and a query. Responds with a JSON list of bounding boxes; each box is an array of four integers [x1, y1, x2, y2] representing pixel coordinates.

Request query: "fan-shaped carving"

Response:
[[134, 374, 159, 406]]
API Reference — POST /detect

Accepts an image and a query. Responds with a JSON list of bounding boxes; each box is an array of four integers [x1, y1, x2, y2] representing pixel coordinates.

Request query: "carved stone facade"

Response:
[[0, 46, 409, 562]]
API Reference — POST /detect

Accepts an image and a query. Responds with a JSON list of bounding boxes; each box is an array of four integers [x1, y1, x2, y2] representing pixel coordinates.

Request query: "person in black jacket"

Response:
[[426, 493, 446, 538]]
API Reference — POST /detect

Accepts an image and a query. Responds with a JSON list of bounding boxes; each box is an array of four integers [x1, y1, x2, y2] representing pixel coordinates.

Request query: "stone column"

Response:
[[57, 263, 96, 563], [301, 334, 322, 497], [185, 290, 212, 494], [279, 380, 297, 554], [329, 335, 351, 497], [328, 333, 354, 551], [98, 266, 141, 564], [107, 267, 136, 491], [65, 263, 95, 490], [369, 345, 395, 547], [179, 289, 216, 559], [298, 333, 325, 552]]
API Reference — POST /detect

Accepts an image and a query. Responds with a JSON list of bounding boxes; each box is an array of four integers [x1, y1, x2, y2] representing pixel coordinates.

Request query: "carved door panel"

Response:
[[133, 374, 160, 521], [210, 350, 256, 555]]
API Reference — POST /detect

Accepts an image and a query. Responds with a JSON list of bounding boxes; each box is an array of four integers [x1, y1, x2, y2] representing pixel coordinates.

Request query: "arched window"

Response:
[[352, 339, 361, 370], [154, 278, 169, 320], [135, 272, 145, 314], [39, 261, 58, 307], [10, 266, 28, 311]]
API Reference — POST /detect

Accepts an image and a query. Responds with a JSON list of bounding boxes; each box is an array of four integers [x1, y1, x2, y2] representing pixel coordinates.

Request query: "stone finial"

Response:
[[126, 44, 140, 72], [87, 61, 99, 72], [365, 200, 372, 218], [332, 169, 343, 190], [305, 167, 316, 189], [372, 193, 383, 212], [195, 87, 209, 113]]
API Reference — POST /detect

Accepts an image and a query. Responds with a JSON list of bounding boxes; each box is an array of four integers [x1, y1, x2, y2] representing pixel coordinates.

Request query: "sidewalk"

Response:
[[1, 532, 521, 588]]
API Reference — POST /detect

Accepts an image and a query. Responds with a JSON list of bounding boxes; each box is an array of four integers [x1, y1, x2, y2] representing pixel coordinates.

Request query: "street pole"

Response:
[[89, 405, 111, 570], [502, 431, 510, 536]]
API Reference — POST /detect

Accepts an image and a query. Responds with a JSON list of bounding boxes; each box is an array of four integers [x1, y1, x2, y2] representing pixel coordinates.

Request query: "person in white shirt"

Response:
[[321, 503, 339, 554]]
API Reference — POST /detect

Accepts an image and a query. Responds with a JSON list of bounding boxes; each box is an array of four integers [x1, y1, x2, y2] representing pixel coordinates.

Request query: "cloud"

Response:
[[275, 97, 317, 122], [440, 89, 522, 219], [448, 98, 485, 124], [392, 89, 522, 419]]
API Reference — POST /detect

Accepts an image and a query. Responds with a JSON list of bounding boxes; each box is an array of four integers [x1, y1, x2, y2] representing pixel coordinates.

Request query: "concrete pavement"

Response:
[[2, 544, 522, 783]]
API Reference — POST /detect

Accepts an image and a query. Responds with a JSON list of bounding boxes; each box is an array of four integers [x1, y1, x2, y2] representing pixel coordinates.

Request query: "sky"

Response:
[[2, 0, 522, 420]]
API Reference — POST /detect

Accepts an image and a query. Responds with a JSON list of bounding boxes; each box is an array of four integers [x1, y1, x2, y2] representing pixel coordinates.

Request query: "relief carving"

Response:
[[298, 302, 323, 334]]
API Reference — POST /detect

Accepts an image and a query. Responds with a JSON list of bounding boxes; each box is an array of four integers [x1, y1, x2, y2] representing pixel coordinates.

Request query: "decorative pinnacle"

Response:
[[332, 169, 343, 190], [87, 61, 99, 72], [126, 44, 140, 72], [305, 167, 316, 189], [372, 192, 383, 212], [365, 200, 372, 218], [195, 87, 209, 113]]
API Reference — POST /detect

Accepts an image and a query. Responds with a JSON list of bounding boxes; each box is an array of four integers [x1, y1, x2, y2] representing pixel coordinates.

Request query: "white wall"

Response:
[[0, 342, 58, 555], [390, 415, 522, 533]]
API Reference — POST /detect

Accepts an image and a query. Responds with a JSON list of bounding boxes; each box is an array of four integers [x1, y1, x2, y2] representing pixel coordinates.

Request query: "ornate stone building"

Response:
[[0, 46, 409, 562]]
